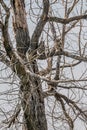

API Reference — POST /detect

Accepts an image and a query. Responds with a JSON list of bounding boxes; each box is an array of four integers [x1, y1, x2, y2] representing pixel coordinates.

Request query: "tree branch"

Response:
[[30, 0, 49, 50], [48, 14, 87, 24], [0, 21, 3, 29], [38, 49, 87, 62], [55, 92, 87, 120], [25, 67, 87, 85], [43, 90, 87, 122], [2, 104, 21, 128], [67, 0, 79, 16], [52, 61, 81, 69], [37, 61, 81, 76], [58, 96, 74, 130], [0, 0, 9, 12], [0, 51, 10, 66], [1, 0, 14, 59]]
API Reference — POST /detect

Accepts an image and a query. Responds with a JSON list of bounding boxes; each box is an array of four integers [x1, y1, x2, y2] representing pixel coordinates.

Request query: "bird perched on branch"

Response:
[[54, 38, 62, 52]]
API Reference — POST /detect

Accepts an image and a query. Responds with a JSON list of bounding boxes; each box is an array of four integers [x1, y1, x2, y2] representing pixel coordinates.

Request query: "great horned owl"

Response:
[[54, 38, 62, 51]]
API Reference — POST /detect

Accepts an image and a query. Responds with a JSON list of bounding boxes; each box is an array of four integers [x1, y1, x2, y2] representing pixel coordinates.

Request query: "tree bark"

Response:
[[20, 74, 47, 130], [11, 0, 30, 58]]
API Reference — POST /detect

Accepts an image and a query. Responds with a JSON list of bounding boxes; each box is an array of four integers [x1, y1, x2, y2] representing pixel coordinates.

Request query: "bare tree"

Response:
[[0, 0, 87, 130]]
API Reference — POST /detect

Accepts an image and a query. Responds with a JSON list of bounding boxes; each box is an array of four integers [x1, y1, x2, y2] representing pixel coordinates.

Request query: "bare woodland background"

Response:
[[0, 0, 87, 130]]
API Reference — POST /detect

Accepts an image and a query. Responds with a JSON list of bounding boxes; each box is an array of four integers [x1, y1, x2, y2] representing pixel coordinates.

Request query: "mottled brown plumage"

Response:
[[54, 38, 62, 51]]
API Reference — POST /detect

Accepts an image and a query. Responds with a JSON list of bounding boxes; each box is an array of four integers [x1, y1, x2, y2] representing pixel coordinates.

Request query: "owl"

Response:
[[54, 38, 62, 51]]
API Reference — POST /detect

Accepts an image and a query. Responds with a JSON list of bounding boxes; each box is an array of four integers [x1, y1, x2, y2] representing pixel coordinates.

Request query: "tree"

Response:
[[0, 0, 87, 130]]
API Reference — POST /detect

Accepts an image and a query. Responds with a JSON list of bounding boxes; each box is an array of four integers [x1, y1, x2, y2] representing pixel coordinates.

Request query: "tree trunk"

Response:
[[10, 1, 48, 129], [20, 75, 47, 130]]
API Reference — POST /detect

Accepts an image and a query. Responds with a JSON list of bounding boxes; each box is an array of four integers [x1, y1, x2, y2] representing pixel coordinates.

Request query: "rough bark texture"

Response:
[[20, 78, 47, 130], [11, 0, 30, 58]]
